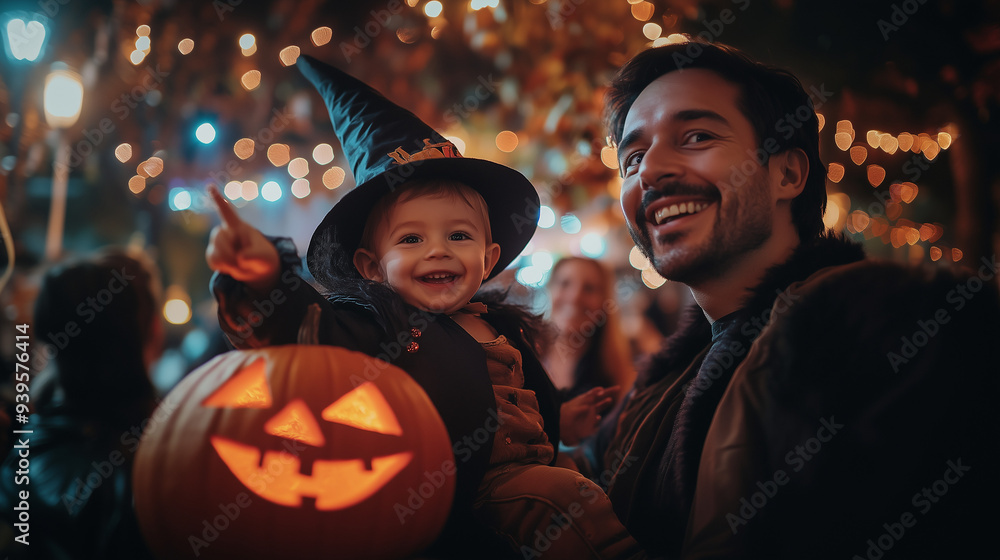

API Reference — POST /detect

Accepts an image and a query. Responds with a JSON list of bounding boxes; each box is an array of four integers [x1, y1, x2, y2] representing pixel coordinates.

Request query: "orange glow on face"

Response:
[[264, 399, 326, 446], [210, 437, 412, 510], [202, 359, 272, 408], [322, 382, 403, 436]]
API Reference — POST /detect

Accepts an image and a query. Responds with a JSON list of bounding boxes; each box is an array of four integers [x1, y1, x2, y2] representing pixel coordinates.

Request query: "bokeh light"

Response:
[[195, 123, 216, 144], [311, 27, 332, 46], [323, 167, 346, 189], [496, 130, 518, 152], [287, 157, 309, 178], [261, 181, 282, 202], [234, 138, 254, 159], [279, 46, 300, 66], [267, 143, 290, 166], [115, 143, 133, 163], [241, 180, 259, 201], [291, 178, 310, 199], [241, 70, 261, 91], [538, 206, 555, 228], [312, 143, 334, 165]]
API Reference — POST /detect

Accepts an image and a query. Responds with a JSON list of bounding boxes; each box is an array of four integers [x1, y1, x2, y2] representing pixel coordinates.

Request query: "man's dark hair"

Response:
[[605, 40, 827, 242]]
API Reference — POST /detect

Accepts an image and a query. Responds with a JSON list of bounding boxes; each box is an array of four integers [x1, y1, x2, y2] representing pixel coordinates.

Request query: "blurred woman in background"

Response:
[[541, 257, 636, 445]]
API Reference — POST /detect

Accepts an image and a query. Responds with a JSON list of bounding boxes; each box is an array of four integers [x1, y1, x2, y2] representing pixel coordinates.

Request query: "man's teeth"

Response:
[[654, 201, 710, 225]]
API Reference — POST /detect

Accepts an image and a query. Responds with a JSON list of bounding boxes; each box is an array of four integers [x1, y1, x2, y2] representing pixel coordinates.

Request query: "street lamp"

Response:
[[43, 63, 83, 261]]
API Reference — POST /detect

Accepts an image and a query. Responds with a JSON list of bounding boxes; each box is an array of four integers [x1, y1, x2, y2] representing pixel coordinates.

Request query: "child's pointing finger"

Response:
[[208, 184, 242, 229]]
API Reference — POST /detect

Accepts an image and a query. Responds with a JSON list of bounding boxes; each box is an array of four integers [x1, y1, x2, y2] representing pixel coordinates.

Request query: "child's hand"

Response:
[[205, 185, 281, 294], [559, 385, 621, 446]]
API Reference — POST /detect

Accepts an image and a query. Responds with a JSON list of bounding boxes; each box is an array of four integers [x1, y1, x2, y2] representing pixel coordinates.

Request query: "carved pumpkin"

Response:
[[133, 345, 455, 559]]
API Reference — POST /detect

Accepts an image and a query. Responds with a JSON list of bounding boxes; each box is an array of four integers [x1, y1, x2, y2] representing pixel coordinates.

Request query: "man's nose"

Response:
[[638, 143, 684, 190]]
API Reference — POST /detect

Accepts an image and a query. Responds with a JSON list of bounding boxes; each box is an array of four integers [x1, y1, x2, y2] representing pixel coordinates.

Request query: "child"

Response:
[[207, 55, 639, 559]]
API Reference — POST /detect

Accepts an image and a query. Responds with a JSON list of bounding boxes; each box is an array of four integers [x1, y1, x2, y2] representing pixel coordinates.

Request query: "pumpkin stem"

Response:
[[297, 303, 322, 345]]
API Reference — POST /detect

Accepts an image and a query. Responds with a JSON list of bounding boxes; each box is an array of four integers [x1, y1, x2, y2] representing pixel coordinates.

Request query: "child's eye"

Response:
[[400, 235, 421, 244], [449, 232, 471, 241]]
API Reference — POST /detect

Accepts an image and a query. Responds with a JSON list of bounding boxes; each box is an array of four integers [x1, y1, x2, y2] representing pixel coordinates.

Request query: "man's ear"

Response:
[[353, 248, 384, 282], [770, 148, 809, 202], [482, 243, 502, 280]]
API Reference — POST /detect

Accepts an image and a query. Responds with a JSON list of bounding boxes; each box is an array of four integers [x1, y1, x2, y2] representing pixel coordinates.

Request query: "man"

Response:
[[595, 40, 999, 559]]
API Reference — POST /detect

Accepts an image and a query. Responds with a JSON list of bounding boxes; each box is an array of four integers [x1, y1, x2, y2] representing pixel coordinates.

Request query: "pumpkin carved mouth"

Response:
[[210, 437, 412, 510], [202, 358, 416, 510]]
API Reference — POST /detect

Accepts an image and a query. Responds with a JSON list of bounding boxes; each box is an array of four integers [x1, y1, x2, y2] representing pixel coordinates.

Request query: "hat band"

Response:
[[387, 138, 462, 165]]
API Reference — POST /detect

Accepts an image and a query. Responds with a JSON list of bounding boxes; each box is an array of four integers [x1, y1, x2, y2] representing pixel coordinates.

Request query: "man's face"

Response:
[[617, 69, 777, 285], [360, 193, 500, 314]]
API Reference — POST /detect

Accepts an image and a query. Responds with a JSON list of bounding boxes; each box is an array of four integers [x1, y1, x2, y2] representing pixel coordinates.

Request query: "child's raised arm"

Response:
[[205, 185, 280, 294]]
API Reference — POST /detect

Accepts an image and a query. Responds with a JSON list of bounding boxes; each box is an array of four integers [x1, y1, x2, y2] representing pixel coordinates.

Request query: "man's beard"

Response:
[[629, 175, 773, 286]]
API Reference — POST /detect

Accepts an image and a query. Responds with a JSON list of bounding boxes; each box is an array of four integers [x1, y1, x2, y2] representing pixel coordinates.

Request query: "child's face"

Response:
[[354, 193, 501, 314]]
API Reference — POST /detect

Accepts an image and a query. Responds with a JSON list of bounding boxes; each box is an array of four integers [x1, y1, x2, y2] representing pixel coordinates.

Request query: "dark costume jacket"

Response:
[[595, 235, 1000, 559], [211, 238, 560, 555]]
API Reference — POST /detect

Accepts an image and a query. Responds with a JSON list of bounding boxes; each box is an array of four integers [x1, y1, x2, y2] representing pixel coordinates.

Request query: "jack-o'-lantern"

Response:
[[133, 344, 454, 560]]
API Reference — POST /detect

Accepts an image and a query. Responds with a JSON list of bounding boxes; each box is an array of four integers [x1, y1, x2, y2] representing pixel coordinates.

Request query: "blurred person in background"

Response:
[[0, 249, 161, 560], [541, 257, 636, 446]]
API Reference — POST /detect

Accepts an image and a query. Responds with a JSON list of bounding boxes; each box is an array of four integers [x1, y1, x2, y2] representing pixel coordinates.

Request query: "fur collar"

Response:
[[638, 233, 865, 389]]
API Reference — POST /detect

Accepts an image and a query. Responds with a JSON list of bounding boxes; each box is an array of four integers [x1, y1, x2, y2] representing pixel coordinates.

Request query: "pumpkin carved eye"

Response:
[[322, 382, 403, 436], [201, 358, 271, 408]]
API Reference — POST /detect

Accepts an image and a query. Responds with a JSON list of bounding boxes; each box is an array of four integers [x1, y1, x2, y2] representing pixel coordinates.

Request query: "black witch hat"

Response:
[[296, 55, 539, 289]]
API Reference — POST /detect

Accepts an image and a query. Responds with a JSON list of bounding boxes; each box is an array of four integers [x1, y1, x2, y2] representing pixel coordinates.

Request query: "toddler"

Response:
[[207, 55, 640, 559]]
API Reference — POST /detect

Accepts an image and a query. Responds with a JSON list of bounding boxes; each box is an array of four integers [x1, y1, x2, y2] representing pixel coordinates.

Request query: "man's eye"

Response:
[[623, 151, 644, 170], [684, 132, 715, 144]]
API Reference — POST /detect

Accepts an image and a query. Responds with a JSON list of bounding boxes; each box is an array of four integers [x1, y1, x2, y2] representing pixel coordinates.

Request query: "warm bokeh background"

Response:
[[2, 0, 998, 388]]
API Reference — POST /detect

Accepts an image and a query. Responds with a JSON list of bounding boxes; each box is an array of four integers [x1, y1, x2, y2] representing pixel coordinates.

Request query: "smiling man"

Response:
[[591, 41, 1000, 559]]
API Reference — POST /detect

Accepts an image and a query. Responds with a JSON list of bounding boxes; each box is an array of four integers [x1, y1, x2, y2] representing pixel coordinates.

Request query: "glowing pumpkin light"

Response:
[[134, 345, 454, 559]]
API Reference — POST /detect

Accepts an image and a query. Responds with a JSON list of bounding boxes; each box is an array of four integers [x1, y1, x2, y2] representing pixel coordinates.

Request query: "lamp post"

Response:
[[42, 63, 83, 261]]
